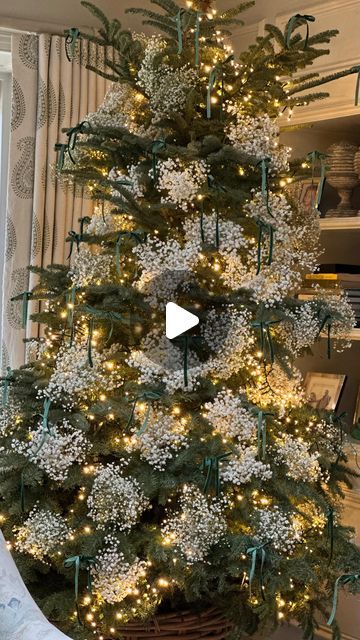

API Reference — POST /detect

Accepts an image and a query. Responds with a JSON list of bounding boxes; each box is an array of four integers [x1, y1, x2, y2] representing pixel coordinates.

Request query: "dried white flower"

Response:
[[161, 485, 227, 564], [253, 506, 302, 553], [87, 463, 149, 530], [275, 434, 321, 482], [15, 506, 70, 560], [93, 538, 147, 604], [11, 419, 90, 482], [125, 410, 188, 470], [226, 109, 290, 173]]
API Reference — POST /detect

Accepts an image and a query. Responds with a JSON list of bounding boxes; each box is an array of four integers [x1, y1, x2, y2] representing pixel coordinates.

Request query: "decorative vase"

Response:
[[325, 141, 359, 217]]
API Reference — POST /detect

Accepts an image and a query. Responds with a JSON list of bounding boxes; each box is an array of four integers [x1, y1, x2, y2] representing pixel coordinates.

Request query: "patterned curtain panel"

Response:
[[2, 33, 111, 370]]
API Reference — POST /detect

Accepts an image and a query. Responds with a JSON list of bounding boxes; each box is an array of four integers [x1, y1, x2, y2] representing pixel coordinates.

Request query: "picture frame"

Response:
[[353, 385, 360, 425], [304, 372, 346, 412], [299, 178, 322, 213]]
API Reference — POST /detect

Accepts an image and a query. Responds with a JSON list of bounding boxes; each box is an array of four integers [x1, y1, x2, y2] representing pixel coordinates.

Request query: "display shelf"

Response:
[[320, 217, 360, 230]]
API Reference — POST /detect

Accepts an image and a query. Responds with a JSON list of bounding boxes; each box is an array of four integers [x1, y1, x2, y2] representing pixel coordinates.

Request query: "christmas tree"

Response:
[[1, 1, 360, 639]]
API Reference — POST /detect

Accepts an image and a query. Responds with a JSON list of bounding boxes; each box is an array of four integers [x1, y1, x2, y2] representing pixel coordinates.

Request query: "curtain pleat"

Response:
[[1, 33, 110, 370]]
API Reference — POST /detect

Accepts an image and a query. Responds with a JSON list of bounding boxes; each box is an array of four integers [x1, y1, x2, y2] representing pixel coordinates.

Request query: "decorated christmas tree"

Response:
[[1, 2, 360, 639]]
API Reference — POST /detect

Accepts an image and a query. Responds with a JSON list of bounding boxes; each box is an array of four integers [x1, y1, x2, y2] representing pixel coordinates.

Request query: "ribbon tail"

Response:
[[183, 335, 189, 387], [200, 202, 205, 243], [215, 209, 220, 248], [327, 578, 341, 626]]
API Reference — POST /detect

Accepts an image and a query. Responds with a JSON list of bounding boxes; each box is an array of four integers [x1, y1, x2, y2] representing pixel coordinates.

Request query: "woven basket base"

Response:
[[114, 608, 233, 640]]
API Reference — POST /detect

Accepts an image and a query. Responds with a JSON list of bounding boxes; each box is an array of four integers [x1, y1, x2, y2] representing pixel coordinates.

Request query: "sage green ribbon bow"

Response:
[[21, 397, 52, 512], [306, 151, 328, 209], [330, 412, 347, 465], [64, 555, 96, 624], [255, 218, 275, 275], [79, 215, 91, 238], [41, 397, 52, 432], [317, 312, 333, 359], [1, 367, 13, 406], [87, 318, 94, 368], [194, 11, 202, 66], [115, 230, 146, 276], [21, 292, 32, 329], [208, 175, 227, 248], [253, 410, 273, 460], [174, 9, 187, 54], [327, 574, 360, 626], [252, 317, 281, 364], [285, 14, 315, 49], [126, 390, 163, 433], [149, 139, 166, 182], [66, 214, 90, 259], [207, 55, 234, 119], [67, 230, 82, 259], [66, 121, 91, 163], [327, 506, 334, 565], [246, 542, 269, 597], [82, 304, 124, 343], [256, 158, 272, 216], [64, 27, 81, 61], [54, 143, 68, 170], [202, 452, 231, 497], [66, 285, 77, 328]]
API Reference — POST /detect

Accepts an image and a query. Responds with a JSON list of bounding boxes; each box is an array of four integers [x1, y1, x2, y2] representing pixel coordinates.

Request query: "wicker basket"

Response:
[[114, 608, 233, 640]]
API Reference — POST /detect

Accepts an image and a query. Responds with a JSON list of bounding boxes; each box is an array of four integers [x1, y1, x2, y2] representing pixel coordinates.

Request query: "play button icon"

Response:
[[166, 302, 199, 340]]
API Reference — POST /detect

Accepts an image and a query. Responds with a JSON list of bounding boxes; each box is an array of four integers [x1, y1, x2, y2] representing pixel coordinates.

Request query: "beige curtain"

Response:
[[2, 33, 111, 370]]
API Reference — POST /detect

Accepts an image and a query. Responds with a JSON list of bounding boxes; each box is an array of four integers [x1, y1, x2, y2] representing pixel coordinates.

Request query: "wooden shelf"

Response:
[[320, 217, 360, 230]]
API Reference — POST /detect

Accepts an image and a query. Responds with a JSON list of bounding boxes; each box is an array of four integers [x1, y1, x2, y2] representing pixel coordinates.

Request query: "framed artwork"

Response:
[[353, 386, 360, 425], [304, 372, 346, 411], [299, 178, 322, 213]]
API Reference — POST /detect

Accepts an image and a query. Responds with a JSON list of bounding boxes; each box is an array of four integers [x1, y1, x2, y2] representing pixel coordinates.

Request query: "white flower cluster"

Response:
[[316, 290, 355, 352], [254, 505, 302, 553], [247, 363, 304, 416], [137, 36, 197, 119], [221, 448, 272, 485], [226, 109, 290, 173], [0, 400, 22, 437], [127, 332, 203, 393], [129, 307, 252, 392], [278, 302, 320, 356], [11, 420, 89, 482], [69, 246, 114, 288], [93, 538, 147, 604], [41, 342, 122, 407], [134, 237, 199, 308], [314, 418, 343, 457], [26, 339, 47, 363], [157, 159, 208, 211], [275, 434, 321, 482], [15, 506, 70, 560], [204, 390, 256, 444], [85, 202, 129, 236], [87, 463, 149, 530], [243, 191, 319, 305], [86, 83, 145, 134], [202, 307, 252, 379], [128, 163, 146, 198], [161, 485, 227, 564], [126, 410, 188, 470]]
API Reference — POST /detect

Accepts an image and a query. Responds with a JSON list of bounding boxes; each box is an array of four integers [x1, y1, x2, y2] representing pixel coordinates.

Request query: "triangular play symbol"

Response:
[[166, 302, 199, 340]]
